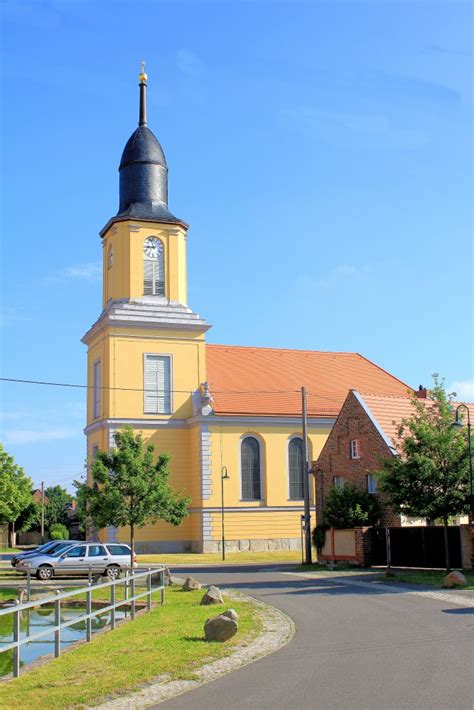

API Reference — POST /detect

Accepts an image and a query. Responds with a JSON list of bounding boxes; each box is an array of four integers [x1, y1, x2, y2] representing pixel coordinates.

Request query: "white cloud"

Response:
[[449, 379, 474, 402], [45, 262, 102, 285], [4, 429, 79, 445]]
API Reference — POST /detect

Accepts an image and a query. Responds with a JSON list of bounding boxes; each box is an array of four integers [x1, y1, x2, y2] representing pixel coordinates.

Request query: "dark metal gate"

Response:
[[370, 526, 462, 568]]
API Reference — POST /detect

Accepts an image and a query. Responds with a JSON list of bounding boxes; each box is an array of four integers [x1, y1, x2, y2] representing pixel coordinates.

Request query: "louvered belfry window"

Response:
[[144, 354, 171, 414], [241, 436, 261, 500], [289, 437, 304, 500], [143, 237, 165, 296]]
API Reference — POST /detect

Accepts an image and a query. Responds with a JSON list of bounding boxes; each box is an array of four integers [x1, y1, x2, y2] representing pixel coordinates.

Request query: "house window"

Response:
[[144, 354, 171, 414], [241, 436, 262, 500], [333, 476, 345, 490], [143, 237, 165, 296], [92, 445, 99, 460], [350, 439, 360, 459], [93, 361, 101, 419], [288, 437, 304, 500], [367, 473, 378, 494]]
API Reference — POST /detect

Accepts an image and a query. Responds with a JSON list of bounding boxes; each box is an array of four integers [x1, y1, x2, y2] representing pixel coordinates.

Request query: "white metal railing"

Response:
[[0, 566, 165, 678]]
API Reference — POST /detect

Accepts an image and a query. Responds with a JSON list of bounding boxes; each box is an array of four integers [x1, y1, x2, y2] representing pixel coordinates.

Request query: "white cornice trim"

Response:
[[84, 418, 189, 435], [187, 414, 336, 427], [84, 414, 336, 437]]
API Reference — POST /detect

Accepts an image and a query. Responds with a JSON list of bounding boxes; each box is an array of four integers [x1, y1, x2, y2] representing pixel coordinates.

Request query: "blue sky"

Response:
[[1, 0, 472, 491]]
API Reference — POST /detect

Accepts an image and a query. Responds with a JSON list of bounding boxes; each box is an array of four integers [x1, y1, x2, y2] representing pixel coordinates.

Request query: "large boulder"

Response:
[[183, 576, 201, 591], [223, 608, 239, 622], [444, 571, 467, 588], [200, 585, 224, 605], [204, 614, 238, 642]]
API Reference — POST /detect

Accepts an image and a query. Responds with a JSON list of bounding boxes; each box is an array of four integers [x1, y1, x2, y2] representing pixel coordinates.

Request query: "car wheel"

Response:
[[106, 565, 121, 580], [36, 566, 53, 581]]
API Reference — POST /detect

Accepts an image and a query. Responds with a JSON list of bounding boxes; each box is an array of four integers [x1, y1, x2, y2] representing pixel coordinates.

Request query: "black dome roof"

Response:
[[119, 126, 167, 169]]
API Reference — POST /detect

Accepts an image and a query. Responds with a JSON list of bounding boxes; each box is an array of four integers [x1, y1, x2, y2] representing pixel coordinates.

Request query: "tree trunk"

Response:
[[443, 517, 450, 572], [130, 522, 135, 571], [8, 521, 16, 549]]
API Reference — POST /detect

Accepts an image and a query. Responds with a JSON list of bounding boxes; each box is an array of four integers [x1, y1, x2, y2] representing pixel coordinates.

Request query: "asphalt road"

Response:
[[156, 565, 474, 710]]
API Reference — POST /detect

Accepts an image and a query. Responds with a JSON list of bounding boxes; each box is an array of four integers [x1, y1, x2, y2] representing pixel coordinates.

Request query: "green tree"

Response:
[[15, 501, 41, 534], [322, 482, 381, 528], [44, 485, 72, 533], [0, 444, 34, 547], [377, 375, 470, 571], [50, 523, 69, 540], [83, 427, 190, 565]]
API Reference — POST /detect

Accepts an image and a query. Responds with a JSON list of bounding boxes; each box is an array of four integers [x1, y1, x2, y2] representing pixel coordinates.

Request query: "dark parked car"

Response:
[[10, 540, 76, 567]]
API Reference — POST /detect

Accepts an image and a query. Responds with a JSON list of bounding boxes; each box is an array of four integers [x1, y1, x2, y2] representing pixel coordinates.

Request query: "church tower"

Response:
[[83, 66, 210, 551]]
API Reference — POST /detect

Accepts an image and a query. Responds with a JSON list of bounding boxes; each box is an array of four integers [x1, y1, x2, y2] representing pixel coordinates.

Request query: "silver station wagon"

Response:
[[16, 542, 135, 580]]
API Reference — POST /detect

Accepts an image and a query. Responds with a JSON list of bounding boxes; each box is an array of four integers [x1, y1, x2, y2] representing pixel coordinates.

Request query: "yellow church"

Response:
[[83, 69, 412, 553]]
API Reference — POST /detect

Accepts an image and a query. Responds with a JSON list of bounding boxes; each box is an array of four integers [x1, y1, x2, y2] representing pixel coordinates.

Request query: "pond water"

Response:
[[0, 604, 127, 677]]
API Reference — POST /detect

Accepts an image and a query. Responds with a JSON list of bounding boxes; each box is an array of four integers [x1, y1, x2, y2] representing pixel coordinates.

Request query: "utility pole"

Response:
[[301, 387, 312, 564], [41, 482, 45, 544]]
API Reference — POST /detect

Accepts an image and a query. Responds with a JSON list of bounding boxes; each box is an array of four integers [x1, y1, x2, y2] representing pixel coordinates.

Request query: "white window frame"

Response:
[[93, 360, 101, 420], [350, 439, 361, 460], [333, 475, 345, 490], [367, 473, 378, 494], [143, 353, 173, 415], [239, 434, 264, 502], [287, 435, 305, 501]]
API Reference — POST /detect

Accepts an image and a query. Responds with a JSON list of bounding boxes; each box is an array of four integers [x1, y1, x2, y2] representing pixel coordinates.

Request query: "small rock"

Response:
[[204, 614, 238, 642], [223, 608, 239, 622], [183, 576, 201, 591], [170, 575, 185, 586], [444, 571, 467, 588], [163, 567, 171, 586], [200, 585, 224, 605]]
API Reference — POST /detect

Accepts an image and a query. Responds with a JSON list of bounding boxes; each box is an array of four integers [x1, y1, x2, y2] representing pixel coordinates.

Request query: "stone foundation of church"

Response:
[[134, 538, 302, 554], [201, 537, 302, 553]]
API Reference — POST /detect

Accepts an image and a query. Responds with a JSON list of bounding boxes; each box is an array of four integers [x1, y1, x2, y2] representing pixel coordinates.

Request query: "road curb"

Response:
[[94, 589, 295, 709]]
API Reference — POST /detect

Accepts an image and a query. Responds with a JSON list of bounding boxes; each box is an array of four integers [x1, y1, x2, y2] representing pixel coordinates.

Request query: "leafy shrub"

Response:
[[49, 523, 69, 540], [323, 483, 381, 528], [312, 524, 329, 553]]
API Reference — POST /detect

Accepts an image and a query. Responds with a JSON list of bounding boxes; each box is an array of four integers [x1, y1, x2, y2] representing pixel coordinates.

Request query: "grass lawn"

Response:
[[0, 548, 20, 554], [138, 550, 301, 565], [383, 569, 474, 590], [0, 587, 260, 709]]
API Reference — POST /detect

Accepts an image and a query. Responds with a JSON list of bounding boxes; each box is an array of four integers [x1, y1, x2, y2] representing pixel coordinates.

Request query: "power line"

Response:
[[0, 376, 330, 397]]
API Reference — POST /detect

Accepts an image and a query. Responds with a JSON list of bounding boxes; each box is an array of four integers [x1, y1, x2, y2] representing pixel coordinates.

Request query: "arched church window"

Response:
[[143, 237, 165, 296], [241, 436, 262, 500], [288, 437, 304, 500]]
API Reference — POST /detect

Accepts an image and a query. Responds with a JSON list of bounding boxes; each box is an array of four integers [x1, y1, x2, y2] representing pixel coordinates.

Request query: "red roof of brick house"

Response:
[[205, 344, 413, 417], [352, 392, 474, 450]]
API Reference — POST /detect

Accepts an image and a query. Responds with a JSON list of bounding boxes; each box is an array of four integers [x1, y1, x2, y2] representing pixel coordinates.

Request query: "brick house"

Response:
[[314, 390, 473, 528], [314, 390, 425, 527]]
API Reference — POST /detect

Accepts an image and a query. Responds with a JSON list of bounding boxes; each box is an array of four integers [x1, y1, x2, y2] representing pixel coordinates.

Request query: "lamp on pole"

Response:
[[451, 403, 473, 522], [221, 466, 230, 561]]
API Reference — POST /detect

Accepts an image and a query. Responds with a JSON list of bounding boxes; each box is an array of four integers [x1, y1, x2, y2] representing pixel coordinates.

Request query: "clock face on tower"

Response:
[[143, 237, 162, 260]]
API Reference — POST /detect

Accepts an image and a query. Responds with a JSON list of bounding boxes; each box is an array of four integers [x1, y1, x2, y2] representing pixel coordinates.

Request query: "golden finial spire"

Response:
[[139, 61, 148, 84]]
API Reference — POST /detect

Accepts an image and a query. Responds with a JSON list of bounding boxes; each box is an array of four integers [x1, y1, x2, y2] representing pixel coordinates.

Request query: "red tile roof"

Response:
[[360, 393, 474, 448], [205, 344, 413, 417]]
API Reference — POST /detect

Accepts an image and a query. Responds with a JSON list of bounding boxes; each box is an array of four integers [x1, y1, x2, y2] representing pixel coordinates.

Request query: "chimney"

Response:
[[416, 385, 427, 399]]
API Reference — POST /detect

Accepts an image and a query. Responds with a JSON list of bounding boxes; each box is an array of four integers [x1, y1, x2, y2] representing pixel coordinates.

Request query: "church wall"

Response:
[[194, 422, 332, 551], [106, 329, 206, 421]]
